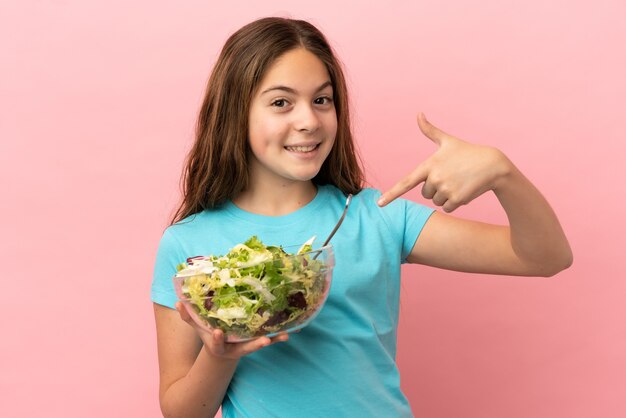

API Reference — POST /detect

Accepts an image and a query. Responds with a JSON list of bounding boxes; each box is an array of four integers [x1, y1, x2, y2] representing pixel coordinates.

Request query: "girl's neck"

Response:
[[232, 180, 318, 216]]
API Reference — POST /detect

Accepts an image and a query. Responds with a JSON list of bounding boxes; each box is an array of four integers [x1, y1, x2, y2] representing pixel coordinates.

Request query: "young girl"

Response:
[[151, 17, 572, 418]]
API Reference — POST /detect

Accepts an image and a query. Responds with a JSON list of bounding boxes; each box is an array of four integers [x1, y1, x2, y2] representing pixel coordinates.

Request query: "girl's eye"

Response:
[[314, 96, 333, 105], [271, 99, 288, 108]]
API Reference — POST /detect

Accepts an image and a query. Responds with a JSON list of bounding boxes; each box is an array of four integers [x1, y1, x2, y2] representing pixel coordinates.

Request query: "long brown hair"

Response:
[[171, 17, 364, 225]]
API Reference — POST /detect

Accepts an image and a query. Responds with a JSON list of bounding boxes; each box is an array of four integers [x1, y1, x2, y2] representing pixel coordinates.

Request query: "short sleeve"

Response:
[[400, 199, 435, 261], [376, 191, 435, 263], [151, 228, 186, 309]]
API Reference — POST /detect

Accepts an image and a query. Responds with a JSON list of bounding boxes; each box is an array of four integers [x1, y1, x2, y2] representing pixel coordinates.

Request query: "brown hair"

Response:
[[170, 17, 364, 225]]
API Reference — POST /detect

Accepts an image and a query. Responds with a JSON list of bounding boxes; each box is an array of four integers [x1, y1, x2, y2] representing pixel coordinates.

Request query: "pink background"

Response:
[[1, 1, 624, 417]]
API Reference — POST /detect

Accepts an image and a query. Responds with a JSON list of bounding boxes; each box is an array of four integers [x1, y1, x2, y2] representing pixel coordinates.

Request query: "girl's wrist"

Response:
[[491, 149, 516, 194]]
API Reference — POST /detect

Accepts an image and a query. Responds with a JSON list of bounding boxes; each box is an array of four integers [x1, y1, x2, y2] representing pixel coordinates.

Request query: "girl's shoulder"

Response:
[[350, 187, 401, 214], [163, 205, 231, 243], [353, 186, 382, 201]]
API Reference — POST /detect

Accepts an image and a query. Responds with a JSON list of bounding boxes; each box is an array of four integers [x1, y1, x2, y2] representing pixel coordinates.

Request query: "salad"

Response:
[[174, 236, 332, 340]]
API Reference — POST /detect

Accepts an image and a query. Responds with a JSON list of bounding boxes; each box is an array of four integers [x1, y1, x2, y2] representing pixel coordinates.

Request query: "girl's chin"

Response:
[[285, 172, 320, 182], [282, 167, 323, 182]]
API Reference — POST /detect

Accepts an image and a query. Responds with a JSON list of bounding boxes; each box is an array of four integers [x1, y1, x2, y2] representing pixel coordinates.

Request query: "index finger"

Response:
[[378, 163, 428, 207]]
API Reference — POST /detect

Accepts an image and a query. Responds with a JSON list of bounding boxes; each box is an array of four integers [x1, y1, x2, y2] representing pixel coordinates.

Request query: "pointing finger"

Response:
[[378, 163, 428, 206]]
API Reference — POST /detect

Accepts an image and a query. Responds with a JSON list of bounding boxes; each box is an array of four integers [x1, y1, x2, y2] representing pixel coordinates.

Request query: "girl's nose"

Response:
[[294, 104, 320, 133]]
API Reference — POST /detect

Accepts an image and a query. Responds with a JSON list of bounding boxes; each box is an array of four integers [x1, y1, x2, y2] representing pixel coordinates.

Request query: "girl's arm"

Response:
[[379, 113, 572, 276], [154, 303, 288, 418]]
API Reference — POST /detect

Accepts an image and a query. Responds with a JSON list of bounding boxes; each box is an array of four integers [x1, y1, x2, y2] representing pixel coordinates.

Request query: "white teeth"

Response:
[[286, 145, 317, 152]]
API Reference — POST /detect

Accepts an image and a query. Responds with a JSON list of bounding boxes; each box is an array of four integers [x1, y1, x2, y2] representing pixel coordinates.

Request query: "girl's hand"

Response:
[[378, 113, 512, 212], [175, 302, 289, 360]]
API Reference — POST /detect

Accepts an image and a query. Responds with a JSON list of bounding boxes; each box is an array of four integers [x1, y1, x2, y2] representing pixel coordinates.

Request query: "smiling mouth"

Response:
[[284, 144, 320, 153]]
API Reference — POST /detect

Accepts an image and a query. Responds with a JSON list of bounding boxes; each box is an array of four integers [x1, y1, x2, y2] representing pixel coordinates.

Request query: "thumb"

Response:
[[417, 112, 449, 146]]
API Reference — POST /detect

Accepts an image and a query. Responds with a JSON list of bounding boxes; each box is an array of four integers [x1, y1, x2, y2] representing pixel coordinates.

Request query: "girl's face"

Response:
[[247, 48, 337, 187]]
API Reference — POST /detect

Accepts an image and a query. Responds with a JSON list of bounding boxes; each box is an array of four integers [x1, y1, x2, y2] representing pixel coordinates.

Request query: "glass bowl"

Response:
[[173, 244, 334, 342]]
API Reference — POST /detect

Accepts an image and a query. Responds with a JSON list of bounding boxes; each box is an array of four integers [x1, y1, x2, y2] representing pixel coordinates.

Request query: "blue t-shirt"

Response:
[[151, 185, 435, 417]]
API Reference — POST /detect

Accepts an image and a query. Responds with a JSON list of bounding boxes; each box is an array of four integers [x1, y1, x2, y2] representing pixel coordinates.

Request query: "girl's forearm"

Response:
[[493, 159, 573, 276], [160, 348, 238, 418]]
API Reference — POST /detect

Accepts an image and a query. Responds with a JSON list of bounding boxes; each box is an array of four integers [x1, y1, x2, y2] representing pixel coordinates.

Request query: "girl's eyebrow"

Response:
[[261, 81, 332, 95]]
